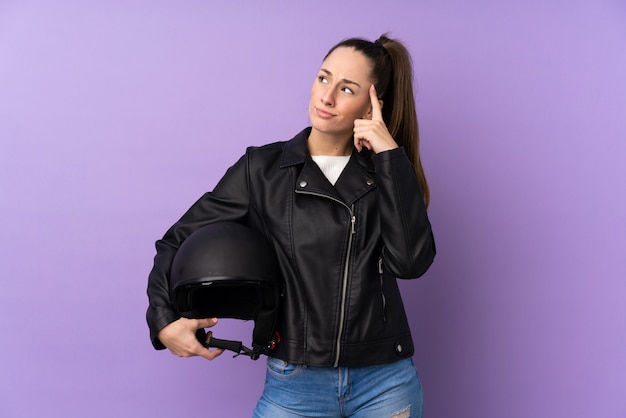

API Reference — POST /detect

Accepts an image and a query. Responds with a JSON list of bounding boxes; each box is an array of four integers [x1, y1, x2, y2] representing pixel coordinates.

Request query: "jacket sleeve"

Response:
[[374, 147, 436, 279], [146, 153, 250, 349]]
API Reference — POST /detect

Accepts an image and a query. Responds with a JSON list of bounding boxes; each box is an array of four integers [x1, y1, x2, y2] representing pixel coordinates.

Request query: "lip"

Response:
[[314, 107, 335, 119]]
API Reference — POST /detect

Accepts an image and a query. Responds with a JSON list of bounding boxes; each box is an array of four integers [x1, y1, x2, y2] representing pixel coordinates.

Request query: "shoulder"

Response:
[[245, 127, 310, 167], [247, 140, 286, 155], [244, 141, 287, 171]]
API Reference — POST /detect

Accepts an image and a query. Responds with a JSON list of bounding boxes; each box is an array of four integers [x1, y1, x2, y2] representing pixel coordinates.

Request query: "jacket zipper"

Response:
[[379, 257, 387, 322], [295, 189, 355, 367], [334, 204, 355, 366]]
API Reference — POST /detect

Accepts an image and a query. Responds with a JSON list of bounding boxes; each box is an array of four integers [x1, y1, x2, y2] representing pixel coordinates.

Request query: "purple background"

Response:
[[1, 1, 625, 417]]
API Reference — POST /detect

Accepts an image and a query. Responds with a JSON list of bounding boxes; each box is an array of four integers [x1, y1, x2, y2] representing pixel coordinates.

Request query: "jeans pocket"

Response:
[[266, 357, 302, 379]]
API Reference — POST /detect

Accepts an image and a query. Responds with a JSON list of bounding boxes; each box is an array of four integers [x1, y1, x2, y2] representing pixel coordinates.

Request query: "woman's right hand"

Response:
[[157, 317, 224, 361]]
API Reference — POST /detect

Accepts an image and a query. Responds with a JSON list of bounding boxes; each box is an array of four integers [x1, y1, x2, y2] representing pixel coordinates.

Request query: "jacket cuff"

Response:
[[373, 146, 407, 164], [147, 308, 181, 350]]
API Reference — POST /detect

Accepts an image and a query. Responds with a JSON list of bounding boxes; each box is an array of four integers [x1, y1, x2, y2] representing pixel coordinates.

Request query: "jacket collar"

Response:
[[279, 127, 312, 168], [280, 127, 377, 205]]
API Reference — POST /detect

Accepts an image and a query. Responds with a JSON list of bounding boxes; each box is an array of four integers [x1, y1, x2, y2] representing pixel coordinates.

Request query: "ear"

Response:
[[363, 100, 384, 119]]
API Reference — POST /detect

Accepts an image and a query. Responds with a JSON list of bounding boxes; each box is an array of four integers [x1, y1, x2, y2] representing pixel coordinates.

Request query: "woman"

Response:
[[147, 34, 436, 417]]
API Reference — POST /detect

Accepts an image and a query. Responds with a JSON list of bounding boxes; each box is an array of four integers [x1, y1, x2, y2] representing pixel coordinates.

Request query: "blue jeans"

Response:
[[252, 357, 424, 418]]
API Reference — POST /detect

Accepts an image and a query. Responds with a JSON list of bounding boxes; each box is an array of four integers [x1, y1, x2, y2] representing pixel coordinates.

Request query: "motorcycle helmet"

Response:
[[169, 221, 281, 359]]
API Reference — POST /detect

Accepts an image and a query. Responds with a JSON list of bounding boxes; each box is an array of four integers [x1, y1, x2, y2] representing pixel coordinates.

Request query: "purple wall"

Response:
[[1, 1, 624, 417]]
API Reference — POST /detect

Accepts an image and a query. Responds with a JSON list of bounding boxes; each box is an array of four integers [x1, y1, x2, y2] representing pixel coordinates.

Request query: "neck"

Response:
[[308, 128, 353, 156]]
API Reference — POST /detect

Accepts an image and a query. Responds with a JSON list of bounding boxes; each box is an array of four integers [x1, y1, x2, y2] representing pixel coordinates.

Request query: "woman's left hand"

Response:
[[353, 84, 399, 154]]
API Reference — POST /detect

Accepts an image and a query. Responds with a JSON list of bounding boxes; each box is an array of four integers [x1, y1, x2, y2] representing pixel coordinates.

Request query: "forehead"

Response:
[[321, 47, 373, 83]]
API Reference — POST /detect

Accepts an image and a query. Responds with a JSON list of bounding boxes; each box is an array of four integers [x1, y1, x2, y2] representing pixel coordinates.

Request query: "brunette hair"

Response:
[[325, 34, 430, 207]]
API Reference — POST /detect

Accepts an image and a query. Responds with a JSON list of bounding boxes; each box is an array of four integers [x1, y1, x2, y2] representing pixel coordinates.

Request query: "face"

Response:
[[308, 47, 374, 140]]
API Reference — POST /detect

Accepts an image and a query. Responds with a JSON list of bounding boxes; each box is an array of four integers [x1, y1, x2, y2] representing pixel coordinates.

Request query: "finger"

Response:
[[199, 347, 225, 361], [353, 123, 365, 152], [353, 120, 372, 152], [195, 317, 219, 329], [353, 136, 362, 152], [353, 137, 371, 152], [195, 331, 222, 360], [369, 84, 383, 121]]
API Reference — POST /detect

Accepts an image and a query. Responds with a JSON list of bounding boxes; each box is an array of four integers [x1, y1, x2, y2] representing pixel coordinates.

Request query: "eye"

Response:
[[318, 76, 328, 84], [341, 86, 354, 95]]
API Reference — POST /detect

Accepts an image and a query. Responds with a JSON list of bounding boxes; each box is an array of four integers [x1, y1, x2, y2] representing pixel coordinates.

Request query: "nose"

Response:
[[320, 88, 334, 106]]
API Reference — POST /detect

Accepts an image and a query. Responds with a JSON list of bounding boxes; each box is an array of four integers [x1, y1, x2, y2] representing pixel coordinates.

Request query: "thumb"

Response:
[[195, 317, 219, 329]]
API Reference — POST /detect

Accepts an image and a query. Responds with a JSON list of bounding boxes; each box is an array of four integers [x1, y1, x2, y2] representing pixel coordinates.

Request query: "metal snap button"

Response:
[[299, 181, 307, 188]]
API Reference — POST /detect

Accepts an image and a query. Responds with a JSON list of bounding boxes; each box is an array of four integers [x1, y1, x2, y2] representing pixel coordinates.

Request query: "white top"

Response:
[[311, 155, 351, 186]]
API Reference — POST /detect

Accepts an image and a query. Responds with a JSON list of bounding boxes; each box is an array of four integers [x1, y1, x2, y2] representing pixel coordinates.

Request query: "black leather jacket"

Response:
[[146, 128, 436, 367]]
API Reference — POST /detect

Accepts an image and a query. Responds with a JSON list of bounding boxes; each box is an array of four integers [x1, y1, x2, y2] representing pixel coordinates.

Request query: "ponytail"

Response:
[[324, 34, 431, 208]]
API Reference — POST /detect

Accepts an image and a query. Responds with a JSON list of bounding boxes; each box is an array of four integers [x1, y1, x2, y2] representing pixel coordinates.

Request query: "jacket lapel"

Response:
[[280, 128, 377, 204], [334, 153, 377, 205]]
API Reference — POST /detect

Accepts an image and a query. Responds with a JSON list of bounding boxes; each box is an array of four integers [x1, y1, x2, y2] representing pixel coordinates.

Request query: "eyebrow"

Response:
[[320, 68, 362, 88]]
